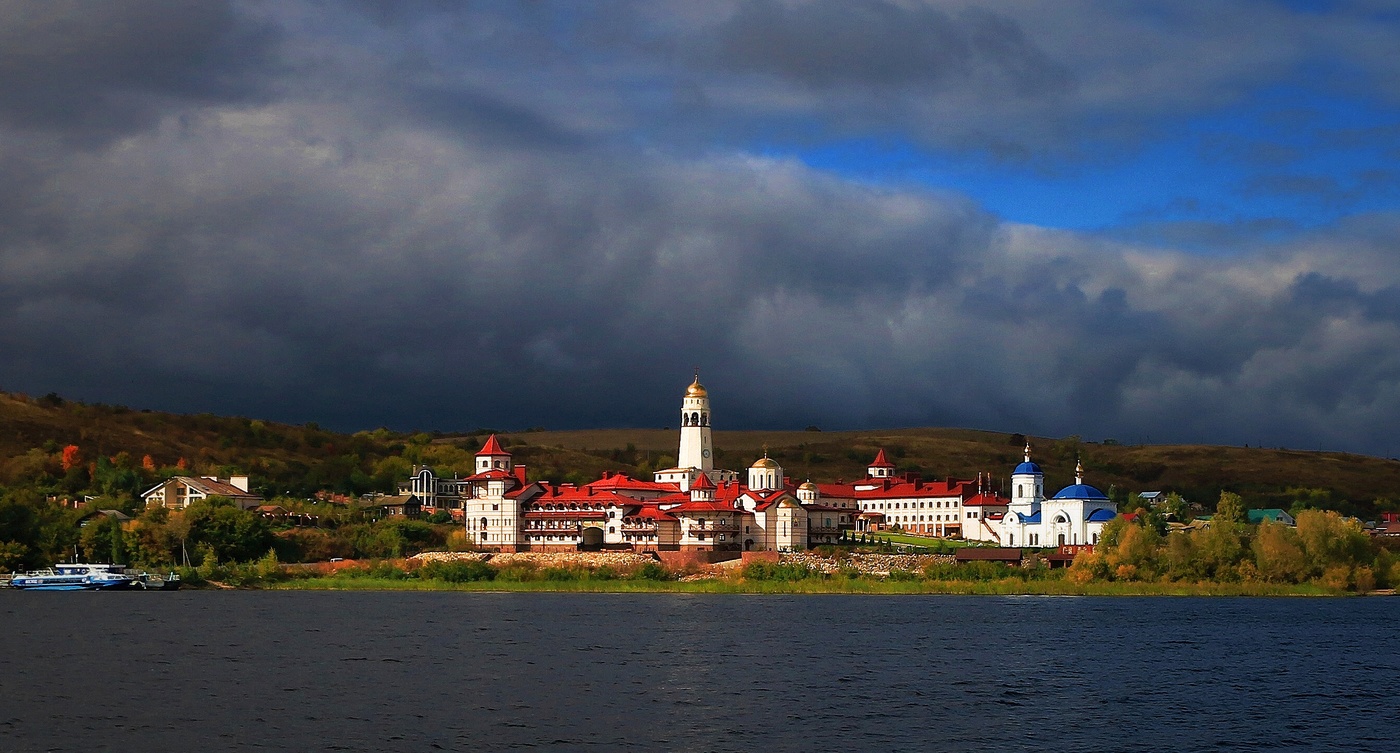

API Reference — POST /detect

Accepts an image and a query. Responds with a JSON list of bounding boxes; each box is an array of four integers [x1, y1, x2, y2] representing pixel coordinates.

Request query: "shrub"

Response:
[[633, 562, 673, 581], [419, 559, 495, 583], [741, 562, 816, 581]]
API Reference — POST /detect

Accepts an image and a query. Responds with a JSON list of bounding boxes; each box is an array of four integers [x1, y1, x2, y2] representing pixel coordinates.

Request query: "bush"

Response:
[[419, 559, 495, 583], [633, 561, 673, 581], [741, 562, 817, 581]]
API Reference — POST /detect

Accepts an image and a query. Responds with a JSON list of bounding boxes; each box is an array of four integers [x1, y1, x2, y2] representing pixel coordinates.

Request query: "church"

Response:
[[992, 446, 1118, 547]]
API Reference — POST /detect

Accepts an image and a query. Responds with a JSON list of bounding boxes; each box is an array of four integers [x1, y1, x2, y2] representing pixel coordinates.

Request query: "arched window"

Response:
[[683, 413, 690, 427], [701, 413, 709, 426], [1018, 484, 1024, 497]]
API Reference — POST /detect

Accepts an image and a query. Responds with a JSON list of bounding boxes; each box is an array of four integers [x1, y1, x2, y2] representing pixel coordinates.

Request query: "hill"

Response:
[[485, 427, 1400, 519], [3, 389, 1398, 518]]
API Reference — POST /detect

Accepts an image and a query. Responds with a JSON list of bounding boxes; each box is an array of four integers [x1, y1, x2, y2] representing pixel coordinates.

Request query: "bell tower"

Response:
[[677, 372, 713, 472]]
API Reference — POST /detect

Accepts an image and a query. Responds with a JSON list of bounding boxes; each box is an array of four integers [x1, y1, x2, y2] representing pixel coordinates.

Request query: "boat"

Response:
[[8, 563, 138, 591], [132, 571, 183, 591]]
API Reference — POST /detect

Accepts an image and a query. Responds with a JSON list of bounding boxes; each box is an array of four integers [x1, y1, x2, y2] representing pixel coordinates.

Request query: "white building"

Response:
[[141, 475, 261, 510], [462, 375, 853, 552], [996, 447, 1117, 547]]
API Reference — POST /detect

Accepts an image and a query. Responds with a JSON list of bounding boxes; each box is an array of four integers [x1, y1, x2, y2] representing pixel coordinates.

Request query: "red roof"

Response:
[[477, 434, 509, 456], [586, 473, 679, 494], [690, 472, 715, 490], [963, 492, 1010, 507], [465, 468, 515, 482], [529, 483, 639, 507], [667, 499, 740, 513], [627, 506, 678, 522], [870, 448, 895, 468], [817, 477, 970, 501]]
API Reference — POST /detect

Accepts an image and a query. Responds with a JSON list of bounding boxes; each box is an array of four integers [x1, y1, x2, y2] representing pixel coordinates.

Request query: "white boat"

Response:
[[8, 563, 138, 591]]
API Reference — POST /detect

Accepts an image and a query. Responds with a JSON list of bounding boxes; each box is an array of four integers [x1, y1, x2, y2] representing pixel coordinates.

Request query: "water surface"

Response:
[[1, 592, 1394, 752]]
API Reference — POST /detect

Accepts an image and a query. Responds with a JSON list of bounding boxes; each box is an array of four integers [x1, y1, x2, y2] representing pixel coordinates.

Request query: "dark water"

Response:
[[1, 592, 1396, 752]]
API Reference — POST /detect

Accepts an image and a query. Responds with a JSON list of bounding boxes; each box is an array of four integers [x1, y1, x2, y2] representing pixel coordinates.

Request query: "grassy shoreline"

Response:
[[267, 576, 1349, 596]]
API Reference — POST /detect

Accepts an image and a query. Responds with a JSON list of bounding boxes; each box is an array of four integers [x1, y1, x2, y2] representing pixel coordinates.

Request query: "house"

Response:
[[141, 475, 262, 510], [79, 509, 133, 527], [1248, 508, 1297, 526]]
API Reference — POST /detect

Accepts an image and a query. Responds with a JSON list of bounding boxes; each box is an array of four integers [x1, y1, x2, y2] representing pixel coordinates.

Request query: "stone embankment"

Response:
[[409, 551, 656, 569], [781, 552, 956, 575]]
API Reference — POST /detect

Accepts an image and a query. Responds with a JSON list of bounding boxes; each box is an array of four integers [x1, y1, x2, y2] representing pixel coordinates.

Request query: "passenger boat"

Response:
[[8, 563, 138, 591]]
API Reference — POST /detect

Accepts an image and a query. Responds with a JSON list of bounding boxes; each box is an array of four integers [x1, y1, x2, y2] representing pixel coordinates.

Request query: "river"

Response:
[[1, 591, 1395, 752]]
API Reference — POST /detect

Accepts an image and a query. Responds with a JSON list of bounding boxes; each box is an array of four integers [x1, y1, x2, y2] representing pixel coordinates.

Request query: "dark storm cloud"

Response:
[[1, 0, 1399, 456], [695, 1, 1070, 95], [0, 0, 278, 144]]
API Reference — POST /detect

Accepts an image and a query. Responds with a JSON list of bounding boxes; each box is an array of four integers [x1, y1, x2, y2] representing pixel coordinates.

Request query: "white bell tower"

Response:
[[677, 372, 713, 472]]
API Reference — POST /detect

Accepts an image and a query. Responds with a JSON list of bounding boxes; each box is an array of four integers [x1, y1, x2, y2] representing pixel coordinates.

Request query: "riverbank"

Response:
[[269, 574, 1346, 596]]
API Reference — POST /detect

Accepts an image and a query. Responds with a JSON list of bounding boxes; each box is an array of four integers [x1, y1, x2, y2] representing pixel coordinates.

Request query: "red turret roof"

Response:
[[690, 472, 715, 490], [477, 434, 509, 456], [870, 448, 895, 468]]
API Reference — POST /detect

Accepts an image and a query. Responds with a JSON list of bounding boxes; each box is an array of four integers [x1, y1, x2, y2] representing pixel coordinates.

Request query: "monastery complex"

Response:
[[403, 376, 1119, 553]]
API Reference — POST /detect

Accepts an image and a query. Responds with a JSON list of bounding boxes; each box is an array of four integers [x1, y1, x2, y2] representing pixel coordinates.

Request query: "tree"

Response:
[[1295, 509, 1373, 577], [185, 497, 274, 563], [60, 445, 82, 472], [1215, 491, 1247, 525], [1252, 521, 1307, 583], [1161, 492, 1189, 521]]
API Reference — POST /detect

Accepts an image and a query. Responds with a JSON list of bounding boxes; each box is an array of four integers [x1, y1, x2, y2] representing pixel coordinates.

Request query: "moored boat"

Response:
[[8, 563, 138, 591]]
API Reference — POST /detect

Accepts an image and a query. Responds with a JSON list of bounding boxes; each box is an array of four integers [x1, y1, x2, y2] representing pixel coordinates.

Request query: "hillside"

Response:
[[486, 427, 1400, 518], [0, 390, 403, 497], [3, 389, 1398, 517]]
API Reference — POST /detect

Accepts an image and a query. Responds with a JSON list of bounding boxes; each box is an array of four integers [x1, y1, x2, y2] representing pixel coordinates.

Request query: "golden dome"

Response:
[[685, 376, 708, 397], [751, 456, 780, 469], [798, 481, 818, 492]]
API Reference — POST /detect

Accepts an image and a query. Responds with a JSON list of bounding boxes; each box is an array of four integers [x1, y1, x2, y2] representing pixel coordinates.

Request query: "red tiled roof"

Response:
[[817, 477, 970, 501], [477, 434, 509, 456], [465, 468, 515, 482], [528, 484, 640, 508], [586, 473, 678, 494], [963, 492, 1010, 507], [691, 472, 715, 490], [667, 499, 740, 513], [627, 506, 678, 522], [870, 448, 895, 468]]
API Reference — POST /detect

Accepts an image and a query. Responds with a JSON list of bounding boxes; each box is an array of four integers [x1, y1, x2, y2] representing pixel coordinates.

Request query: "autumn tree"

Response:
[[1214, 491, 1247, 525], [60, 444, 81, 471], [1251, 521, 1307, 583]]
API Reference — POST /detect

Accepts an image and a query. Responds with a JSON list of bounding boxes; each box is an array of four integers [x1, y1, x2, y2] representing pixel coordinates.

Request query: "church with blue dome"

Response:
[[996, 445, 1118, 548]]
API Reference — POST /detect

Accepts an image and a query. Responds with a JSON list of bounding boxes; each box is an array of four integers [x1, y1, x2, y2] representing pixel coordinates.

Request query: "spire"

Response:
[[691, 472, 715, 490], [1075, 457, 1084, 485], [870, 448, 894, 468], [1024, 441, 1032, 463], [477, 434, 509, 456]]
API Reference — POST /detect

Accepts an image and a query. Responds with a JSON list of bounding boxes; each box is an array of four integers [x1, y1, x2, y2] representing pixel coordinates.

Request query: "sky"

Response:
[[2, 1, 1400, 456]]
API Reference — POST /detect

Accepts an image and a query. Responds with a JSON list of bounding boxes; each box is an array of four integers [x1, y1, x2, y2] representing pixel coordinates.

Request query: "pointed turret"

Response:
[[690, 471, 716, 502], [868, 448, 895, 479], [475, 434, 512, 473]]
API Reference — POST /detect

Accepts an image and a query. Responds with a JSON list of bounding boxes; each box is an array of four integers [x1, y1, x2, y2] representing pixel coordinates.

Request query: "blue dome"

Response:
[[1012, 461, 1042, 475], [1052, 484, 1109, 500], [1086, 508, 1118, 522]]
